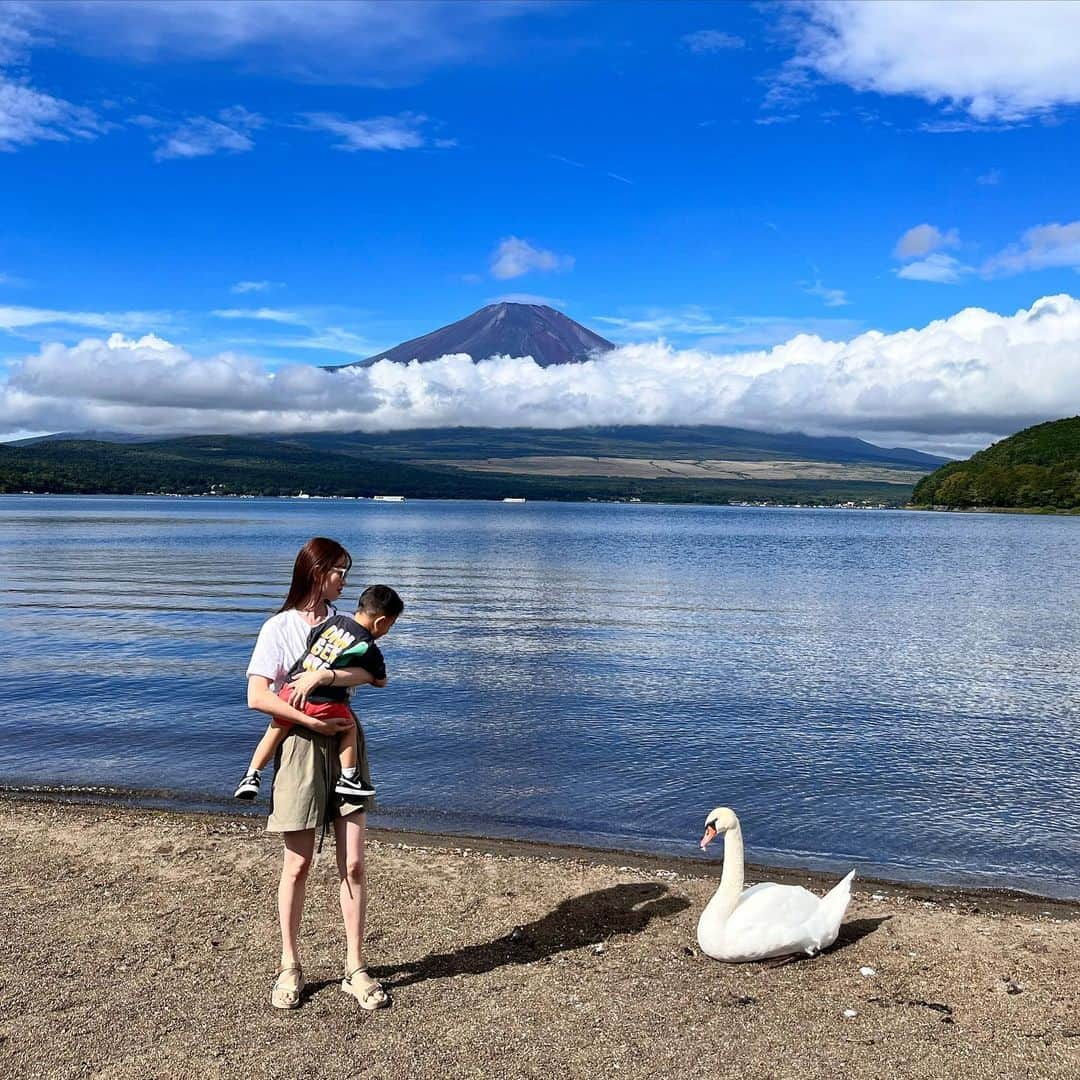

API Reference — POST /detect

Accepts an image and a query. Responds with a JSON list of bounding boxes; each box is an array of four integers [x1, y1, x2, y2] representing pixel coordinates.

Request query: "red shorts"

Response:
[[275, 684, 353, 729]]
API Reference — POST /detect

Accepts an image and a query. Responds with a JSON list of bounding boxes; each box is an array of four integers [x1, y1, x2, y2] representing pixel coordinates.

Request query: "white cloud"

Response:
[[151, 106, 263, 161], [548, 153, 634, 186], [803, 281, 849, 307], [754, 112, 800, 126], [0, 305, 168, 332], [976, 168, 1002, 186], [0, 295, 1076, 451], [895, 254, 970, 284], [490, 237, 574, 280], [777, 0, 1080, 122], [894, 224, 959, 260], [889, 219, 1080, 282], [593, 311, 734, 337], [0, 73, 104, 151], [230, 280, 280, 294], [0, 4, 106, 151], [1, 306, 109, 331], [983, 221, 1080, 276], [916, 117, 1012, 134], [0, 9, 33, 67], [5, 295, 1080, 452], [303, 111, 433, 152], [682, 30, 745, 54], [277, 327, 377, 357], [594, 307, 861, 348], [211, 308, 305, 325], [105, 331, 172, 351], [20, 0, 545, 85], [892, 225, 971, 283]]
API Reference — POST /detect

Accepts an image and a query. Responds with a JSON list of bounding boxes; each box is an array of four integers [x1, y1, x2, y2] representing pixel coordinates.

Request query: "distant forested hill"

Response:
[[275, 425, 948, 467], [14, 424, 948, 468], [0, 434, 917, 506], [912, 416, 1080, 510], [0, 437, 506, 499]]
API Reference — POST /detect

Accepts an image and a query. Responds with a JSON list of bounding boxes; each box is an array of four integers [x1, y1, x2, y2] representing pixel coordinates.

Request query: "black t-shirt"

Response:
[[284, 614, 386, 704]]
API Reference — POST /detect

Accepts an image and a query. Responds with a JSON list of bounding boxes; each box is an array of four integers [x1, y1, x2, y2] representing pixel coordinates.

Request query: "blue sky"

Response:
[[2, 1, 1080, 452]]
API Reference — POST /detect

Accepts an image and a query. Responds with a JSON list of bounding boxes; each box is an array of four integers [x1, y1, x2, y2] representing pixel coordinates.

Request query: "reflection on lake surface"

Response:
[[1, 495, 1078, 897]]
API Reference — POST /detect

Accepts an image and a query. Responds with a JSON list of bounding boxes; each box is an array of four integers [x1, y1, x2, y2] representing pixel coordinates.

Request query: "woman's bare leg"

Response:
[[334, 811, 367, 972], [335, 811, 387, 1006], [279, 829, 315, 975]]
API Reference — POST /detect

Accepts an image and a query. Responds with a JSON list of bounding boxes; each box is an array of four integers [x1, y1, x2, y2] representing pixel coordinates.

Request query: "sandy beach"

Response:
[[1, 797, 1077, 1080]]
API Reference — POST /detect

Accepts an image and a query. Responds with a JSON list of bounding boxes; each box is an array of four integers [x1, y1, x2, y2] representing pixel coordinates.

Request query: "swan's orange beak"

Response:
[[699, 824, 717, 851]]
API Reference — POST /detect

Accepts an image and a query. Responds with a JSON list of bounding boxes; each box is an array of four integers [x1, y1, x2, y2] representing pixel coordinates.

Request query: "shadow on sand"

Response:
[[831, 915, 891, 951], [372, 882, 690, 990]]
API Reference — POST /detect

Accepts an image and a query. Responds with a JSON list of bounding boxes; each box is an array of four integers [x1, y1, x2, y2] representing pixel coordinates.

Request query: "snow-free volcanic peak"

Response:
[[344, 302, 616, 368]]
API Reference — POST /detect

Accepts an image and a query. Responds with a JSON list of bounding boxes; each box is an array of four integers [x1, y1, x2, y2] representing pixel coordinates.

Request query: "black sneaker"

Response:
[[234, 771, 261, 800], [335, 774, 375, 798]]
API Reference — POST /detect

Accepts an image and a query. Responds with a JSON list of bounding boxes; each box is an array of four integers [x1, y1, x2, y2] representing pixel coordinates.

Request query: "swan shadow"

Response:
[[832, 915, 891, 951], [373, 882, 690, 990]]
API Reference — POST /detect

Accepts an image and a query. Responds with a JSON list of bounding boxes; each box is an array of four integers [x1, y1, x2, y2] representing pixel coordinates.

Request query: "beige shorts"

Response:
[[266, 718, 373, 833]]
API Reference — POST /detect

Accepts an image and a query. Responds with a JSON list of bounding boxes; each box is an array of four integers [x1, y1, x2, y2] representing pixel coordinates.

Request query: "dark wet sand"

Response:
[[1, 798, 1077, 1080]]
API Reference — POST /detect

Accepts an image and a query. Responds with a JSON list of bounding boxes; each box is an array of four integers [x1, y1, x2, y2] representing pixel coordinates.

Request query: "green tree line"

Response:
[[912, 416, 1080, 510]]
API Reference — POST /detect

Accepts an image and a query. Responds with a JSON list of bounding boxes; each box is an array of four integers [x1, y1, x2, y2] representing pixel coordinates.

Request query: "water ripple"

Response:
[[1, 495, 1078, 896]]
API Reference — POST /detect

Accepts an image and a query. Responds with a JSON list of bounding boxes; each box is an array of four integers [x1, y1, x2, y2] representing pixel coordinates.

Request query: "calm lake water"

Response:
[[1, 495, 1078, 898]]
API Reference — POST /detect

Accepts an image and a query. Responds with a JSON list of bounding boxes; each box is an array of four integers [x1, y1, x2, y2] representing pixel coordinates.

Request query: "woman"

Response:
[[245, 536, 389, 1011]]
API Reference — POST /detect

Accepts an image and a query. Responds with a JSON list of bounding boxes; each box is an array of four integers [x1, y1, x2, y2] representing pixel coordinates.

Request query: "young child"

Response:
[[234, 584, 404, 800]]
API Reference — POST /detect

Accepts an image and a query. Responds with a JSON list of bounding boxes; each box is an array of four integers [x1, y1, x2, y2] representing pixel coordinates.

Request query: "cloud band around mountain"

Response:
[[3, 295, 1080, 456]]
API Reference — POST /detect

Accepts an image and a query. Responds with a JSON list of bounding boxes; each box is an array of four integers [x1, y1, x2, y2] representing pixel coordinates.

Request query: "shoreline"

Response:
[[13, 491, 1080, 515], [1, 491, 909, 509], [3, 786, 1077, 917], [2, 797, 1078, 1080], [909, 503, 1080, 516]]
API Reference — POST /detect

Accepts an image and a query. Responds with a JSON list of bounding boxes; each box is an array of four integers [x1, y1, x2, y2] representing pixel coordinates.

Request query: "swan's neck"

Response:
[[704, 823, 745, 924]]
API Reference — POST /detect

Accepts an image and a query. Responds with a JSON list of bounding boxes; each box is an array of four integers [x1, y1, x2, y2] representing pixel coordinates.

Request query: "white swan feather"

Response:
[[696, 806, 855, 963]]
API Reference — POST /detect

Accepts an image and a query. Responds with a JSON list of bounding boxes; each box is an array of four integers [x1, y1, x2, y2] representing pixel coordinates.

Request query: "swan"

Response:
[[696, 806, 855, 963]]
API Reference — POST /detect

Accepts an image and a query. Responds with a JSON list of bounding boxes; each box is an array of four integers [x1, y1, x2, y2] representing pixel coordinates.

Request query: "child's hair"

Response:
[[357, 584, 404, 619], [278, 537, 352, 613]]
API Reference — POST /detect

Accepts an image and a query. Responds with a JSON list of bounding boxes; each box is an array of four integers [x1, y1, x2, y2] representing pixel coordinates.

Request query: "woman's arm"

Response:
[[247, 675, 352, 734], [285, 666, 379, 707]]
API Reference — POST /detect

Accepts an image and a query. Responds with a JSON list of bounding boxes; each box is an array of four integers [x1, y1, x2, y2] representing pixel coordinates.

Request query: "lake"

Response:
[[1, 495, 1078, 898]]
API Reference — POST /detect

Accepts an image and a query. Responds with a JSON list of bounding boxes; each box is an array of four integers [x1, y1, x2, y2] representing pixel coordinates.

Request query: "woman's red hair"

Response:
[[278, 537, 352, 613]]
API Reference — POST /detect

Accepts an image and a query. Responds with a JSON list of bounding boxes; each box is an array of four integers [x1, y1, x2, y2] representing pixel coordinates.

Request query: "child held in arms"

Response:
[[234, 584, 404, 800]]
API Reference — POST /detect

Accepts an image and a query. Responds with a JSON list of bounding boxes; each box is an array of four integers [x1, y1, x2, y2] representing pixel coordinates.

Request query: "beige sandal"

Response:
[[341, 966, 389, 1011], [271, 964, 304, 1010]]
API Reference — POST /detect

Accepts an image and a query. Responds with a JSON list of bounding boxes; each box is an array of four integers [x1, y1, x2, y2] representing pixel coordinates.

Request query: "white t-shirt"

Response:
[[246, 605, 337, 692]]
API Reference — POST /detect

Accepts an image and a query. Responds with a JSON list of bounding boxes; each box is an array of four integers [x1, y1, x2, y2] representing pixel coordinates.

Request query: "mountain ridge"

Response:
[[287, 425, 948, 468], [7, 424, 948, 468], [338, 302, 615, 368]]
